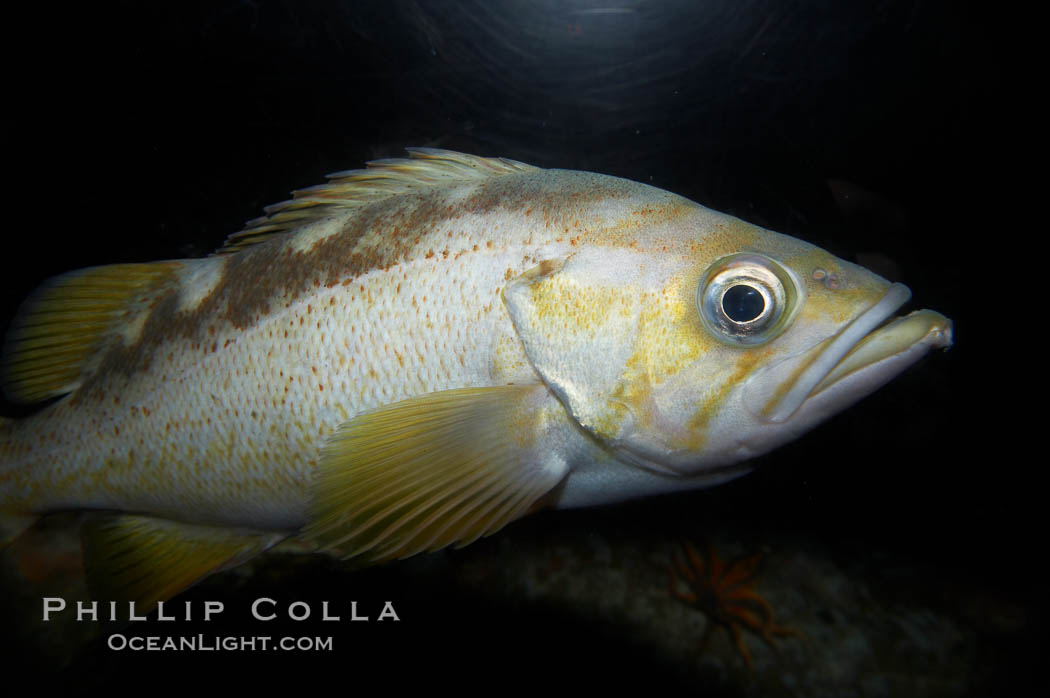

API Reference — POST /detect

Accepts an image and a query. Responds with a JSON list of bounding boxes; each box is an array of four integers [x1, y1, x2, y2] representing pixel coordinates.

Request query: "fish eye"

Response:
[[698, 253, 798, 345]]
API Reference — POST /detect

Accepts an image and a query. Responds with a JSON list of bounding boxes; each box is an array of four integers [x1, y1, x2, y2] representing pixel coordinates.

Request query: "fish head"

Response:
[[503, 204, 952, 479]]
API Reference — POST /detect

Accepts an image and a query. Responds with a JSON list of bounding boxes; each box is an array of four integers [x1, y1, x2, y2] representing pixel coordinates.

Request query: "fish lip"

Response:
[[809, 308, 952, 397], [746, 282, 952, 424]]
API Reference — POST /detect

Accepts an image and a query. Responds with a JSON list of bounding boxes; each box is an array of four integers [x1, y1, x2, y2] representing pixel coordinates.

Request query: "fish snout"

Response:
[[742, 283, 951, 424]]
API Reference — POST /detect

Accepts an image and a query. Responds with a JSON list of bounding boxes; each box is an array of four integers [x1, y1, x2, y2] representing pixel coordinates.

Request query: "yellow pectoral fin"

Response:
[[82, 515, 283, 613], [305, 384, 571, 564]]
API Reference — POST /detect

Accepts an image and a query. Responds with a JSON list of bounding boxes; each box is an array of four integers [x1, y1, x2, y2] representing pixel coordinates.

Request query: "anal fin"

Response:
[[82, 515, 284, 613]]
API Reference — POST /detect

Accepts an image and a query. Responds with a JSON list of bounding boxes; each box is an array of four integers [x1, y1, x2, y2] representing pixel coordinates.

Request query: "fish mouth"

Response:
[[745, 283, 953, 424]]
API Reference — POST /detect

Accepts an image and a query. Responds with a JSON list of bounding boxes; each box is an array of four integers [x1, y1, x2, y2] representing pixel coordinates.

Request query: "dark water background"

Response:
[[0, 1, 1028, 694]]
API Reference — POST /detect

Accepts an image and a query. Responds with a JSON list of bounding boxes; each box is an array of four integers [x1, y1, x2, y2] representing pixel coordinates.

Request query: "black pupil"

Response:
[[722, 285, 764, 323]]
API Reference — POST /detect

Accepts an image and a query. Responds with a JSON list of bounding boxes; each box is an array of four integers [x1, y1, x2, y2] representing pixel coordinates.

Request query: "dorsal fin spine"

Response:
[[214, 148, 539, 255]]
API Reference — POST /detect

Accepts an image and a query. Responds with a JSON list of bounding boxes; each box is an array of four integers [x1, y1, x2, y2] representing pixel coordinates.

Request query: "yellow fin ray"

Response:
[[335, 448, 495, 551], [356, 461, 512, 560], [305, 384, 570, 564], [397, 484, 528, 558], [82, 515, 283, 613], [2, 262, 180, 403]]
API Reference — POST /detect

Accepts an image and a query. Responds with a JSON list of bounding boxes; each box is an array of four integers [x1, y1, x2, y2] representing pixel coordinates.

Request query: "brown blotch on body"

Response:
[[75, 168, 634, 390]]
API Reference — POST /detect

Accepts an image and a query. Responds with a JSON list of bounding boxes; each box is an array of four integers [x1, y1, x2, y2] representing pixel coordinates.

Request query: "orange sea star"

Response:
[[669, 539, 798, 669]]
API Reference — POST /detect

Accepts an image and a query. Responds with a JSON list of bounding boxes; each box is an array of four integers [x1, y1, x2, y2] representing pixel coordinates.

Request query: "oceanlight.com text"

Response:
[[106, 634, 334, 651]]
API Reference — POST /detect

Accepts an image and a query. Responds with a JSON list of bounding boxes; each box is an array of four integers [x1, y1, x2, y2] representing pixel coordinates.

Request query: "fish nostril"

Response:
[[811, 269, 840, 289]]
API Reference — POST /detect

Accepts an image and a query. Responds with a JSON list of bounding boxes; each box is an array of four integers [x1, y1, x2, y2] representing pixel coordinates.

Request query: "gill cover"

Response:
[[503, 251, 654, 452]]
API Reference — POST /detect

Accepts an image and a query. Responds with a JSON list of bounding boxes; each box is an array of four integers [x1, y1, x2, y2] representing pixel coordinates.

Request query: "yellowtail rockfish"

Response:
[[0, 149, 951, 608]]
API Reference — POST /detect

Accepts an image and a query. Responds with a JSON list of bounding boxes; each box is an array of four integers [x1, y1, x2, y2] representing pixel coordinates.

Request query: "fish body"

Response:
[[0, 149, 951, 603]]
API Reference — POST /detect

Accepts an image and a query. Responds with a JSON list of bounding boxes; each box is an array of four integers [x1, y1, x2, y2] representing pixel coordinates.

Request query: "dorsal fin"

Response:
[[215, 148, 539, 254]]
